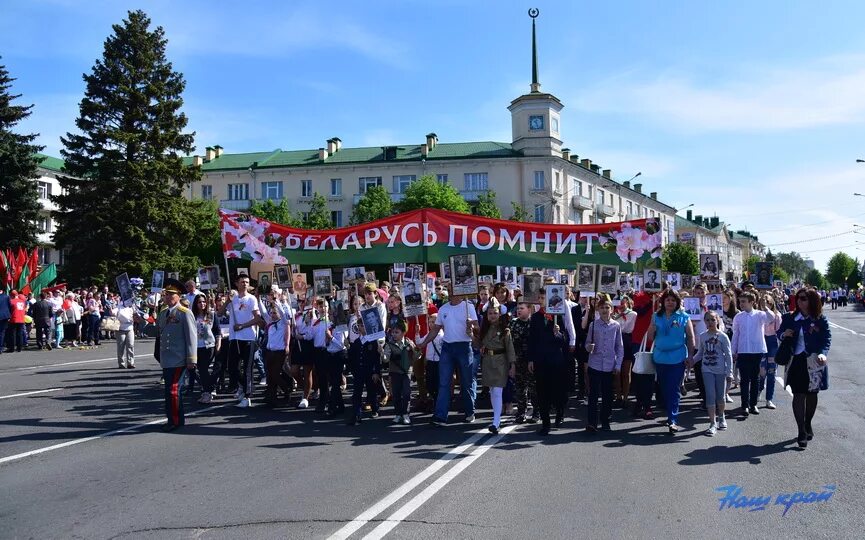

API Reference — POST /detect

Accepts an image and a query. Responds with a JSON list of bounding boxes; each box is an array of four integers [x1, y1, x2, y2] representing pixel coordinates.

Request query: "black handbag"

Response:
[[775, 336, 794, 366]]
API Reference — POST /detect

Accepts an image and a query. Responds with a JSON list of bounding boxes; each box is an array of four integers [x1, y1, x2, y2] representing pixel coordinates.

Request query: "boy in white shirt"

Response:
[[731, 291, 775, 416]]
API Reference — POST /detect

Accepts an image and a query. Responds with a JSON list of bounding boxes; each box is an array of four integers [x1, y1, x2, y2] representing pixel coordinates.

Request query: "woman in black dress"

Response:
[[777, 288, 831, 449]]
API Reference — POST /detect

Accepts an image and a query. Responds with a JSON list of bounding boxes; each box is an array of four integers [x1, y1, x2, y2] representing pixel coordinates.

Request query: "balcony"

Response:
[[595, 203, 615, 217], [571, 195, 593, 210], [625, 212, 641, 220], [460, 190, 488, 201], [220, 199, 251, 211], [352, 192, 405, 205]]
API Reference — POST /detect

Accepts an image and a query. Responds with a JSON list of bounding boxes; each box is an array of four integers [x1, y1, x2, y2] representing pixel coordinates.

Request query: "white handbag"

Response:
[[633, 332, 655, 375]]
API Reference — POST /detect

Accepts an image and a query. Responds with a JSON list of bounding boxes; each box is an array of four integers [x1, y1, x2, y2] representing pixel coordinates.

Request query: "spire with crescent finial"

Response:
[[529, 8, 541, 93]]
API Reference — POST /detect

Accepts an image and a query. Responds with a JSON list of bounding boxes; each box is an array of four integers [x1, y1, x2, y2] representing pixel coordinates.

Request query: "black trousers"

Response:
[[737, 353, 762, 408], [575, 346, 588, 398], [587, 367, 614, 428], [328, 350, 346, 412], [313, 348, 331, 411], [536, 362, 568, 428], [228, 339, 255, 398]]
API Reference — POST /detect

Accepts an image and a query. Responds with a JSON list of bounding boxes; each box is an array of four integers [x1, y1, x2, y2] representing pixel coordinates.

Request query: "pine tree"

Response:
[[0, 59, 43, 250], [52, 10, 201, 285]]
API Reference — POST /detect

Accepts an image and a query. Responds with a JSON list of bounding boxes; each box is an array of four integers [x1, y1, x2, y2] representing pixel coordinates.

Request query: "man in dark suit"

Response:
[[529, 288, 569, 435]]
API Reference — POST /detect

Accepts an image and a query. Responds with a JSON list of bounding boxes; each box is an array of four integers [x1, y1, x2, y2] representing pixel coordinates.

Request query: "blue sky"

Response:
[[3, 0, 865, 272]]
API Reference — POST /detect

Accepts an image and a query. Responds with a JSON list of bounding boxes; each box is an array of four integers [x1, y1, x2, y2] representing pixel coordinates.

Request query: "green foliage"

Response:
[[395, 175, 470, 214], [805, 268, 827, 289], [351, 185, 393, 225], [0, 59, 43, 249], [474, 191, 501, 219], [773, 265, 790, 284], [185, 199, 221, 265], [249, 198, 301, 227], [661, 242, 700, 275], [847, 266, 862, 289], [774, 251, 809, 279], [744, 255, 762, 275], [52, 10, 201, 285], [509, 202, 530, 222], [826, 252, 857, 287], [302, 192, 332, 230]]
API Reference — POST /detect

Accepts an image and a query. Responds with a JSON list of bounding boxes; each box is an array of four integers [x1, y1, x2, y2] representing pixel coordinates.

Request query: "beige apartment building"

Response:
[[184, 19, 678, 242]]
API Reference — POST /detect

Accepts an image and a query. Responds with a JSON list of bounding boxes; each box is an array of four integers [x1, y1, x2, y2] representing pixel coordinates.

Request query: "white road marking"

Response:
[[328, 428, 490, 540], [7, 354, 149, 372], [0, 402, 230, 465], [0, 388, 62, 400], [828, 321, 862, 336], [361, 424, 518, 540]]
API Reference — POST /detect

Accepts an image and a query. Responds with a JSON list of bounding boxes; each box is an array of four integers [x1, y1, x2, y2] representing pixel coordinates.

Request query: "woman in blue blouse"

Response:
[[777, 288, 831, 449], [646, 289, 696, 434]]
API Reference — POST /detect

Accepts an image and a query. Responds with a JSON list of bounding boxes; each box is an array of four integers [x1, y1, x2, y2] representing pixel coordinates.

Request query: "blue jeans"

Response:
[[655, 362, 686, 424], [759, 358, 777, 401], [434, 341, 476, 421]]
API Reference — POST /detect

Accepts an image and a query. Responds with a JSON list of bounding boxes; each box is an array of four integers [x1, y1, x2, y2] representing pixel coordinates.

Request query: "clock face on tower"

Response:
[[529, 115, 544, 131]]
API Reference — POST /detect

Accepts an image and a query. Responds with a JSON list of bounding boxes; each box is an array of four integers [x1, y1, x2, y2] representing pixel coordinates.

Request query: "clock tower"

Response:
[[508, 9, 563, 157]]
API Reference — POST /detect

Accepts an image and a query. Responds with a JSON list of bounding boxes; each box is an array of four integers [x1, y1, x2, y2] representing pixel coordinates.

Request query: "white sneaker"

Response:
[[236, 397, 250, 408], [766, 400, 776, 410], [706, 423, 717, 436], [298, 398, 309, 409], [724, 394, 734, 404], [211, 390, 217, 397], [718, 417, 728, 430], [258, 378, 267, 386], [392, 415, 403, 424], [198, 393, 212, 404], [402, 415, 411, 425]]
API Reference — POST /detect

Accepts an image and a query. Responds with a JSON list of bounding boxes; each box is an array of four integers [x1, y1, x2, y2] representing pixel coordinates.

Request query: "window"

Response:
[[201, 184, 213, 200], [331, 210, 343, 228], [596, 189, 605, 205], [571, 178, 581, 197], [464, 172, 488, 191], [227, 183, 249, 200], [570, 207, 583, 224], [261, 181, 283, 200], [330, 178, 342, 196], [554, 205, 561, 223], [533, 204, 545, 223], [610, 193, 614, 206], [59, 249, 67, 266], [36, 217, 50, 233], [551, 117, 559, 133], [533, 171, 545, 190], [393, 175, 416, 193], [358, 176, 382, 193], [302, 212, 310, 222], [436, 174, 448, 185], [37, 181, 51, 200], [554, 171, 561, 192], [39, 249, 50, 266], [301, 180, 312, 197]]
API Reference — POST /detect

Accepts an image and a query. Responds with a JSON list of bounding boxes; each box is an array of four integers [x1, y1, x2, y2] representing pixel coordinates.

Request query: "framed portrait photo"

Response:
[[313, 268, 333, 297], [497, 265, 517, 287], [449, 253, 479, 297], [342, 266, 366, 287], [257, 272, 273, 294], [275, 265, 291, 288], [360, 306, 386, 341], [683, 297, 702, 320], [598, 265, 619, 295], [521, 273, 543, 304], [151, 270, 165, 293], [576, 263, 597, 293], [401, 279, 426, 317], [643, 269, 662, 292], [699, 253, 721, 282], [544, 284, 567, 315]]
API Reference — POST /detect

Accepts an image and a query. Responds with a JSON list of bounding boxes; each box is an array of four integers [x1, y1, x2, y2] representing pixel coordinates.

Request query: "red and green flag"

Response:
[[219, 208, 663, 269]]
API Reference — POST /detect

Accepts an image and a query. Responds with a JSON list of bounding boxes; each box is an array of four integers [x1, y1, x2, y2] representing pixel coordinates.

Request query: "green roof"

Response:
[[35, 153, 64, 172], [182, 142, 521, 171]]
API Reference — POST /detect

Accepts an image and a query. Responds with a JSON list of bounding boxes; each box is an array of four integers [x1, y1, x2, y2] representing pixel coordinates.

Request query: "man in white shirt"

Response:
[[731, 291, 775, 416], [219, 275, 262, 408], [184, 279, 202, 307], [420, 283, 480, 425]]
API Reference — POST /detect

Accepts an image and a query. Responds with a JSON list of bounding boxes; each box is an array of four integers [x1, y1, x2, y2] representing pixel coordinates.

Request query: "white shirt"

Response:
[[185, 289, 202, 306], [793, 313, 806, 355], [731, 309, 774, 354], [619, 310, 637, 334], [306, 316, 329, 348], [423, 330, 445, 361], [116, 306, 136, 331], [437, 301, 478, 343], [228, 293, 259, 341], [562, 299, 577, 347], [327, 324, 348, 353]]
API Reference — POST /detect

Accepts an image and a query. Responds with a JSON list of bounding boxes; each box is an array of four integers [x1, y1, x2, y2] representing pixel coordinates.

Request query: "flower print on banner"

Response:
[[598, 219, 663, 264], [220, 210, 288, 264]]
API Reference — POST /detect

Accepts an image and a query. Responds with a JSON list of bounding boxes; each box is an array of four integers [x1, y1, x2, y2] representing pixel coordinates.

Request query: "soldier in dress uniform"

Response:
[[155, 278, 197, 431]]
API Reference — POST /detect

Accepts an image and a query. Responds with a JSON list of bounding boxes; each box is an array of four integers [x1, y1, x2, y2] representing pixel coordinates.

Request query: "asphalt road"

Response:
[[1, 305, 864, 539]]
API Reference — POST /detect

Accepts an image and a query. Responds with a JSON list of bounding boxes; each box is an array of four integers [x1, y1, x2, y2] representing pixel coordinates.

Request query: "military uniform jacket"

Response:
[[155, 305, 197, 368]]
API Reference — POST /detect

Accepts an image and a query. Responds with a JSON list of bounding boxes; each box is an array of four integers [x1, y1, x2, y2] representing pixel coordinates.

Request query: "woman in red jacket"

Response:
[[7, 290, 28, 352]]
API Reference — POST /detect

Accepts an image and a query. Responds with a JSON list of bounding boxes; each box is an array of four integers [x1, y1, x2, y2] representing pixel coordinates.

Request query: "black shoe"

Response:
[[538, 425, 550, 436], [515, 414, 526, 424], [161, 424, 179, 432], [488, 424, 499, 434], [554, 414, 563, 428], [600, 424, 612, 432], [806, 428, 814, 441], [749, 406, 760, 415], [742, 407, 750, 417], [585, 425, 598, 434], [346, 416, 359, 426], [526, 415, 539, 424], [797, 438, 808, 448]]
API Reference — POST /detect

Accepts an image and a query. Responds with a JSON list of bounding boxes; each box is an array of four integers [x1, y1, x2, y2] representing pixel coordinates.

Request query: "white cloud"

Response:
[[571, 55, 865, 132]]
